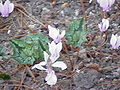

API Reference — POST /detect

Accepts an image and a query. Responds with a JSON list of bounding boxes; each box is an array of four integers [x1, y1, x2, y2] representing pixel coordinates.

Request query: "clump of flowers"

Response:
[[32, 25, 67, 86], [0, 0, 14, 17], [97, 0, 115, 12], [110, 34, 120, 49], [98, 18, 109, 32]]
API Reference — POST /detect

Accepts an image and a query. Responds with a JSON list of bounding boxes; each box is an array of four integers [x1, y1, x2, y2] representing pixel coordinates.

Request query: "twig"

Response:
[[25, 65, 35, 80]]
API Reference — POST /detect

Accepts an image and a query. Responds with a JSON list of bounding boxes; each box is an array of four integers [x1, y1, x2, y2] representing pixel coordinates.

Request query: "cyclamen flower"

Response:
[[110, 34, 120, 49], [97, 0, 115, 12], [48, 25, 65, 44], [32, 51, 67, 86], [0, 0, 14, 17], [49, 41, 62, 62], [98, 18, 109, 32]]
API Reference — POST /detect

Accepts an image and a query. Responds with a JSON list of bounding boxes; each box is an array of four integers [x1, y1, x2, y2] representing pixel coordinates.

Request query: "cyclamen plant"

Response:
[[32, 25, 67, 86], [97, 0, 115, 12], [0, 0, 14, 17], [110, 34, 120, 49], [98, 18, 109, 32]]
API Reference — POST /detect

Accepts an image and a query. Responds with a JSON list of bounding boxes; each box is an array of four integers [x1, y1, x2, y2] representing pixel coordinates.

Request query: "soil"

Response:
[[0, 0, 120, 90]]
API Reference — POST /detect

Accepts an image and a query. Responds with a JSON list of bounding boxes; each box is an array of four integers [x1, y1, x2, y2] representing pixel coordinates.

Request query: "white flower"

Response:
[[110, 34, 120, 49], [49, 41, 62, 62], [0, 0, 14, 17], [98, 18, 109, 32], [48, 25, 65, 43], [97, 0, 115, 12], [32, 51, 67, 86]]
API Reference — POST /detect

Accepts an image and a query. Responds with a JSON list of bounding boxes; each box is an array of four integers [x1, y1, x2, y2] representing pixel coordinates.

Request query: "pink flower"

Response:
[[0, 0, 14, 17], [48, 25, 65, 44], [32, 51, 67, 86], [98, 18, 109, 32], [97, 0, 115, 12], [110, 34, 120, 49]]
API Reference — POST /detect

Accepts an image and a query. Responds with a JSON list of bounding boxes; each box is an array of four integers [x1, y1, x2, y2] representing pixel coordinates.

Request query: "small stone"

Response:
[[117, 68, 120, 74], [113, 72, 119, 77], [42, 7, 50, 13]]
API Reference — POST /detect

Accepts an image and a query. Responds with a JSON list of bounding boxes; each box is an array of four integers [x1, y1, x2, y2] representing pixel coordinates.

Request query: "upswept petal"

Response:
[[99, 0, 109, 11], [44, 51, 49, 63], [89, 0, 93, 3], [110, 34, 117, 48], [48, 25, 59, 40], [98, 24, 102, 31], [116, 36, 120, 49], [45, 70, 57, 86], [0, 1, 4, 13], [49, 41, 62, 56], [49, 41, 56, 55], [97, 0, 100, 3], [109, 0, 115, 6], [32, 61, 46, 70], [8, 3, 14, 13], [102, 19, 109, 30], [56, 42, 62, 53], [3, 0, 10, 14], [60, 30, 65, 39], [52, 61, 67, 70]]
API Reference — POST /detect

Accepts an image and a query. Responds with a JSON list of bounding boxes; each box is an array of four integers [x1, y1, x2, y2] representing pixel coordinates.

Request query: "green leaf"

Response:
[[66, 18, 89, 47], [0, 45, 6, 56], [0, 74, 11, 80], [10, 33, 49, 64]]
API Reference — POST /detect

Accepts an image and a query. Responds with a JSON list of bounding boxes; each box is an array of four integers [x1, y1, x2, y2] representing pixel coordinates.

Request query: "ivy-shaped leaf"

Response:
[[10, 33, 49, 64], [66, 18, 89, 47]]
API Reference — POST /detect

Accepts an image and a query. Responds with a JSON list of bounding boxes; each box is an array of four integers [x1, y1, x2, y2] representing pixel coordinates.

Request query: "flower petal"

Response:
[[89, 0, 93, 3], [116, 36, 120, 49], [52, 61, 67, 70], [60, 30, 65, 39], [56, 42, 62, 53], [45, 70, 57, 86], [110, 34, 117, 49], [102, 19, 109, 30], [32, 61, 46, 70], [49, 41, 56, 55], [8, 3, 14, 13], [48, 25, 59, 40], [98, 24, 102, 32], [0, 1, 4, 13], [109, 0, 115, 7], [44, 51, 49, 63], [3, 0, 10, 15]]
